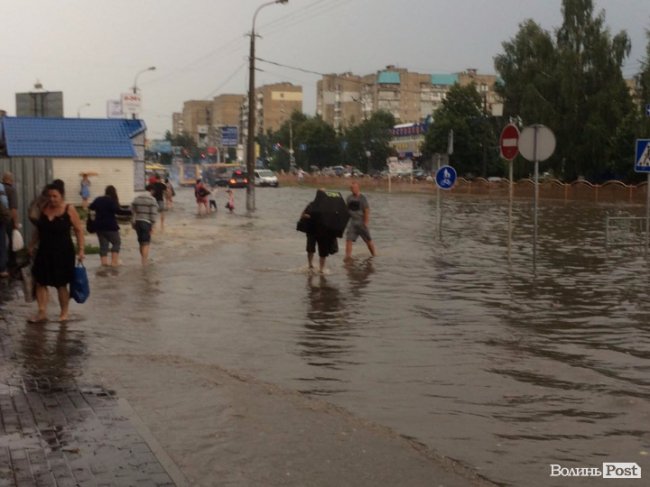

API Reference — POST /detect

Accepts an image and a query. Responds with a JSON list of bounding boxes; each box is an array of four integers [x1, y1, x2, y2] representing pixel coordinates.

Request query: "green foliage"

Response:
[[494, 0, 635, 182], [166, 131, 200, 160], [341, 111, 396, 172], [421, 85, 498, 178]]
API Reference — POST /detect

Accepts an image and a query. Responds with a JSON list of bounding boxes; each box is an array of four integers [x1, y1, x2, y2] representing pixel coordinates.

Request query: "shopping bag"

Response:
[[12, 229, 24, 252], [70, 262, 90, 304]]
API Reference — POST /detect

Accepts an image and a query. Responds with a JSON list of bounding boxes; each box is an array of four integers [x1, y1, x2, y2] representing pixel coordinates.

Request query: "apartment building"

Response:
[[240, 82, 303, 141], [175, 94, 246, 148], [317, 66, 502, 127], [180, 100, 212, 147], [316, 73, 372, 132]]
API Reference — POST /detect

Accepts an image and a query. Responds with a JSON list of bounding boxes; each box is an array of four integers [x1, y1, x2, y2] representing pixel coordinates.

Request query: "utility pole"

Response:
[[246, 0, 288, 212]]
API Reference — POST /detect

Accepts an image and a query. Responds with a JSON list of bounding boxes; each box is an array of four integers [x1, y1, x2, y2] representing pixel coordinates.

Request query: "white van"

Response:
[[254, 169, 279, 187]]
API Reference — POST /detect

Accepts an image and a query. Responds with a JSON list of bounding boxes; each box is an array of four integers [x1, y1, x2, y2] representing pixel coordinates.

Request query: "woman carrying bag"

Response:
[[27, 180, 85, 323]]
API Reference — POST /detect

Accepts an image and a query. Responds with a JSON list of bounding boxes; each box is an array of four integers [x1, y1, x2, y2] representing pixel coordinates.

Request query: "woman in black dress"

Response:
[[28, 181, 85, 323]]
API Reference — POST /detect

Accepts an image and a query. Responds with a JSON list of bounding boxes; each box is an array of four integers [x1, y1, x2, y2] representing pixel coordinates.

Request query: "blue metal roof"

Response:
[[1, 117, 146, 158], [378, 71, 401, 84], [431, 74, 458, 86]]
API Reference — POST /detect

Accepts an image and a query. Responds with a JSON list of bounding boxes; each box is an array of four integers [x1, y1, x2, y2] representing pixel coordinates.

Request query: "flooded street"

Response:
[[7, 185, 650, 486]]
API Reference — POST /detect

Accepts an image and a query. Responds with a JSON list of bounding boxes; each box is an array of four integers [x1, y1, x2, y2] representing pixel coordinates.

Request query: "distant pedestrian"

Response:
[[89, 185, 131, 267], [194, 179, 210, 216], [80, 173, 91, 209], [164, 177, 175, 210], [2, 172, 19, 272], [345, 182, 376, 259], [131, 186, 158, 266], [150, 175, 168, 231], [28, 180, 85, 323], [225, 189, 234, 212], [209, 186, 218, 212]]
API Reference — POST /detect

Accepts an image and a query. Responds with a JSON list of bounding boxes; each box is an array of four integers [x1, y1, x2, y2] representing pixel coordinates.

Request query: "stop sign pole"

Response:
[[500, 124, 520, 193], [500, 124, 520, 261]]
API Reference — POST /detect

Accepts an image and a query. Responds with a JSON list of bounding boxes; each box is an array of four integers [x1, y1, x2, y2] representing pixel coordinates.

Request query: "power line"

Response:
[[202, 62, 248, 99]]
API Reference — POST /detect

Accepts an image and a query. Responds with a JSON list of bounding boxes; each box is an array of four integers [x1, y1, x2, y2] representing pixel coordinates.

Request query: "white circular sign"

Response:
[[518, 125, 556, 162]]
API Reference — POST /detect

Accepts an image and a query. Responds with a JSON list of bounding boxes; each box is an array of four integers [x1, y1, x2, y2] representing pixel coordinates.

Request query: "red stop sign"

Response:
[[499, 124, 520, 160]]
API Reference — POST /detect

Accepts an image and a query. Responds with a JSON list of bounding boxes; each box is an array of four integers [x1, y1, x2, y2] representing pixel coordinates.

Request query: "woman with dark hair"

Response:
[[89, 185, 131, 267], [27, 181, 84, 323]]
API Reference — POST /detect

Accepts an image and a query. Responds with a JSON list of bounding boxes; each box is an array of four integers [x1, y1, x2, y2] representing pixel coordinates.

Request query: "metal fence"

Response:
[[605, 216, 648, 248]]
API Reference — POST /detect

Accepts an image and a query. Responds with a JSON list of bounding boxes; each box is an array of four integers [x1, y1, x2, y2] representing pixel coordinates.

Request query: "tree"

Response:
[[166, 130, 199, 160], [295, 116, 339, 169], [421, 84, 497, 178], [555, 0, 632, 181], [494, 0, 634, 181], [638, 29, 650, 138], [342, 110, 395, 173]]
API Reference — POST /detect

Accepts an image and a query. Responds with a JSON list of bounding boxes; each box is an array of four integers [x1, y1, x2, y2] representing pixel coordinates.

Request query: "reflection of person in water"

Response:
[[20, 324, 85, 387], [306, 274, 343, 324], [344, 257, 375, 300]]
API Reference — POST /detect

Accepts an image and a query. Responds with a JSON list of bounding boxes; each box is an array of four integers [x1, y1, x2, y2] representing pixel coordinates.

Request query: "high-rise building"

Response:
[[317, 67, 502, 127]]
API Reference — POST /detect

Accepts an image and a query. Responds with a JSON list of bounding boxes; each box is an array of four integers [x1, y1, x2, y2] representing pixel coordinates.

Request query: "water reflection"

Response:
[[344, 258, 375, 300], [19, 323, 86, 389], [296, 274, 355, 395]]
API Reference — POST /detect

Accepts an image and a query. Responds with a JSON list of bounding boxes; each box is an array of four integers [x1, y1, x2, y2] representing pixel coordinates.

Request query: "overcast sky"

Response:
[[2, 0, 648, 139]]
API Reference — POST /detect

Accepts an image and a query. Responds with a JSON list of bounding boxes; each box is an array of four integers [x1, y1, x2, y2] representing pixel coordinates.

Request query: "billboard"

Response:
[[121, 92, 141, 117], [106, 100, 123, 119], [16, 91, 64, 117]]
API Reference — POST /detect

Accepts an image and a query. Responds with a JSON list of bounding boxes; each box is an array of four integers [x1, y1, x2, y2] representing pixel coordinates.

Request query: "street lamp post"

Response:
[[246, 0, 288, 211], [132, 66, 156, 120], [76, 103, 90, 118]]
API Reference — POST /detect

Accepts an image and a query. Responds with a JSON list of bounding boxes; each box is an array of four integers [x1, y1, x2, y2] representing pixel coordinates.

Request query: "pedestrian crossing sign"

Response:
[[635, 139, 650, 173]]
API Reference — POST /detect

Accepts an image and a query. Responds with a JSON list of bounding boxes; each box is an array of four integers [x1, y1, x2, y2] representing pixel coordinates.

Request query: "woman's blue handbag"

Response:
[[71, 262, 90, 304]]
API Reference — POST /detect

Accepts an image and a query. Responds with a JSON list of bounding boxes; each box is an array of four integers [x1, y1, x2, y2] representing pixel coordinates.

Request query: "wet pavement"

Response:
[[0, 312, 180, 487], [0, 186, 499, 486], [2, 184, 649, 486]]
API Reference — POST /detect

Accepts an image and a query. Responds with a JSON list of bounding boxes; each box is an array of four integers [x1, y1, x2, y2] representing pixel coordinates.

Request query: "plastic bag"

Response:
[[70, 262, 90, 304], [12, 229, 24, 252]]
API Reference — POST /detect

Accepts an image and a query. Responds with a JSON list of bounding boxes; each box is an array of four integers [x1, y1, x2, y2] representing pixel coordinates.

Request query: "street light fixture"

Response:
[[77, 102, 90, 118], [246, 0, 288, 211], [132, 66, 156, 120]]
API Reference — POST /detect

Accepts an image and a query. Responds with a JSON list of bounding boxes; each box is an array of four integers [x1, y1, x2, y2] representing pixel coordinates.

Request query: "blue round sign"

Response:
[[435, 165, 457, 190]]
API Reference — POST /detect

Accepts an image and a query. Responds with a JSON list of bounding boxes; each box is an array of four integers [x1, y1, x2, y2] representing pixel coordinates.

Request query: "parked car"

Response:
[[332, 165, 345, 177], [254, 169, 279, 187], [227, 168, 249, 188], [413, 169, 429, 180]]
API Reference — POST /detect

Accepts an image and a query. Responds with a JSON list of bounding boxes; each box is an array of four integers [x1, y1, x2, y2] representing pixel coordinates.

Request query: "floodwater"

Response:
[[9, 185, 650, 486]]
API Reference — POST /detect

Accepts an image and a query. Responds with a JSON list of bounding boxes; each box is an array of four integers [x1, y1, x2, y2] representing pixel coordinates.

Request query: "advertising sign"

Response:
[[121, 92, 141, 117]]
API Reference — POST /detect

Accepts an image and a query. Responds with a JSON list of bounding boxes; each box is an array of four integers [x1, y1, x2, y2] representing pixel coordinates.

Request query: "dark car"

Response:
[[203, 166, 230, 187], [227, 168, 249, 188]]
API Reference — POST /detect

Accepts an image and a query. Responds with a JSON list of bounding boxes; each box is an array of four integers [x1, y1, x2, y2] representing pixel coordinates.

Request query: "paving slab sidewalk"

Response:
[[0, 314, 184, 487]]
